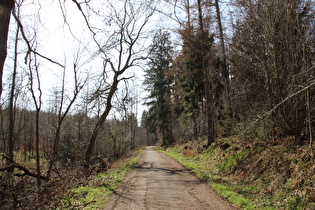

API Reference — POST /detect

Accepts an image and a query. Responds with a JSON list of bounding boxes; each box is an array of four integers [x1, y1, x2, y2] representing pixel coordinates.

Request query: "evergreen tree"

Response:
[[180, 27, 205, 125], [143, 30, 174, 146], [173, 25, 214, 141]]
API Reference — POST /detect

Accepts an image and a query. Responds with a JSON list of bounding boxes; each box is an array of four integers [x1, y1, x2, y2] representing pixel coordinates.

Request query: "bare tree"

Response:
[[6, 2, 22, 172], [27, 49, 43, 191], [83, 0, 156, 163], [46, 59, 84, 179], [231, 0, 315, 139]]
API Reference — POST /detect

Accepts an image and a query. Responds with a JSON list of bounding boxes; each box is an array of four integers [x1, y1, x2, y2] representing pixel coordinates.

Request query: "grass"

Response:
[[159, 144, 288, 209], [62, 150, 142, 209], [162, 148, 259, 209], [210, 183, 257, 209]]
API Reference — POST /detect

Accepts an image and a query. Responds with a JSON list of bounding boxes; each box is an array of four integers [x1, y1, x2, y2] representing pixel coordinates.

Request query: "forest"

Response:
[[0, 0, 314, 209]]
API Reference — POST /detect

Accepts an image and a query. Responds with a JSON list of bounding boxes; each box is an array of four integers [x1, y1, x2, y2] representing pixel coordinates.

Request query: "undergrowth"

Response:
[[62, 149, 142, 209], [160, 138, 315, 209]]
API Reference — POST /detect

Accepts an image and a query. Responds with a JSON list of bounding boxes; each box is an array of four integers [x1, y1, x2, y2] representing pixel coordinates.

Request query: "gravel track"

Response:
[[103, 146, 237, 210]]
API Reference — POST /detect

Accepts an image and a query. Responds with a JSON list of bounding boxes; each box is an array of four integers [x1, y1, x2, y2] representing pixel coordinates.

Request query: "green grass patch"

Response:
[[65, 186, 112, 209], [63, 150, 142, 209], [160, 146, 279, 209], [163, 149, 222, 181], [210, 182, 256, 209]]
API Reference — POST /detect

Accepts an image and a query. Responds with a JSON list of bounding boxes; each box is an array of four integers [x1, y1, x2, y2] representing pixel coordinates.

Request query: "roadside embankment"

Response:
[[160, 138, 315, 209]]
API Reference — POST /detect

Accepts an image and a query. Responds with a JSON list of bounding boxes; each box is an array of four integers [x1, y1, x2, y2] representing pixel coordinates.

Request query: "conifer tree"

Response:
[[143, 30, 174, 146]]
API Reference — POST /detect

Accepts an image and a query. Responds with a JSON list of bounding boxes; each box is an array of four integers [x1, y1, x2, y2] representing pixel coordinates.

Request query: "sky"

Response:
[[4, 0, 155, 121], [4, 0, 232, 122]]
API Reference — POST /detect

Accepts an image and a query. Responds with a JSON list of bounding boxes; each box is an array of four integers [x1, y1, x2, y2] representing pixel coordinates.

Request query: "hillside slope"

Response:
[[162, 137, 315, 209]]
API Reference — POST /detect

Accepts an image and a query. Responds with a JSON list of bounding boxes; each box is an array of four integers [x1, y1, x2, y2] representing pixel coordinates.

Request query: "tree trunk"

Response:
[[47, 65, 81, 178], [197, 0, 204, 32], [0, 0, 14, 98], [85, 73, 119, 163], [306, 88, 314, 158], [193, 116, 198, 139], [214, 0, 228, 84], [35, 109, 41, 192], [197, 0, 215, 146], [46, 125, 61, 179], [7, 13, 19, 171], [206, 82, 215, 147]]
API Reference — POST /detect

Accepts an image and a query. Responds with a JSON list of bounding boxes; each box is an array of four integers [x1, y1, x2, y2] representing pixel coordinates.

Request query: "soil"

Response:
[[104, 146, 237, 210]]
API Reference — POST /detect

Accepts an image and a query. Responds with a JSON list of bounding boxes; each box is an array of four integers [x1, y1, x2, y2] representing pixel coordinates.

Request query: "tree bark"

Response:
[[7, 11, 19, 172], [306, 88, 314, 158], [27, 53, 43, 191], [0, 0, 15, 98], [197, 0, 204, 33], [197, 0, 215, 146], [214, 0, 228, 84], [35, 106, 41, 191], [84, 73, 119, 163]]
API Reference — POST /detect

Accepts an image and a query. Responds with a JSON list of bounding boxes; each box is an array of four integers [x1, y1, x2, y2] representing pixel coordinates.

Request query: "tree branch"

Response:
[[0, 155, 47, 180], [242, 78, 315, 135], [12, 8, 64, 68]]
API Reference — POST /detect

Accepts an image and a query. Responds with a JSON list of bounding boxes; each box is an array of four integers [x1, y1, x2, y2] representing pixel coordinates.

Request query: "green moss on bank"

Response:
[[159, 139, 315, 209], [161, 146, 260, 209]]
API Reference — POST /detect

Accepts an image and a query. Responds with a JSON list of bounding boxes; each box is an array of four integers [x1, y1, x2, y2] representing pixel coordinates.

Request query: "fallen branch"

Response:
[[0, 158, 47, 181], [1, 154, 13, 163]]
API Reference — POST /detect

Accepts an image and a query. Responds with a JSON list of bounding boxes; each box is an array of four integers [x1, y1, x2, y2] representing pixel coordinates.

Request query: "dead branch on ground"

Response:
[[0, 155, 47, 180]]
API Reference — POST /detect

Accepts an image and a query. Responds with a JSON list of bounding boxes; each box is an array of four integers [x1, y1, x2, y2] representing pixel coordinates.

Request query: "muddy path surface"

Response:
[[104, 146, 237, 210]]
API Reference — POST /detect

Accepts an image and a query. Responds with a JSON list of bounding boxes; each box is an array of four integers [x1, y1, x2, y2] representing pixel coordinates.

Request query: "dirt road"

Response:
[[104, 147, 236, 210]]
